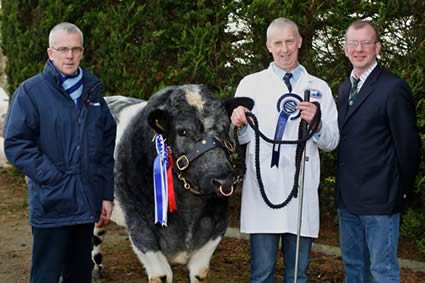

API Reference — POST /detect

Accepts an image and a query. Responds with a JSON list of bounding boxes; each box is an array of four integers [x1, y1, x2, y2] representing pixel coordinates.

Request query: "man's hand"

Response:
[[95, 200, 113, 228], [297, 102, 321, 131], [231, 106, 250, 127]]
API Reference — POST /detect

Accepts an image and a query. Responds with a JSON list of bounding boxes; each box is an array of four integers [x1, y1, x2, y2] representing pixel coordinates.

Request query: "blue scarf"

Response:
[[59, 67, 83, 109]]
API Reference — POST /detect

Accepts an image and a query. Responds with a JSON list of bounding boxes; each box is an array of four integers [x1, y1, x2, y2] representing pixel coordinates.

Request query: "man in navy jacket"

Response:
[[336, 20, 421, 282], [4, 22, 116, 283]]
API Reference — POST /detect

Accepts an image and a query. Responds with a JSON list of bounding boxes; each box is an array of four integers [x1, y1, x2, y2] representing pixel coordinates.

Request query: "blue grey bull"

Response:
[[92, 85, 252, 283]]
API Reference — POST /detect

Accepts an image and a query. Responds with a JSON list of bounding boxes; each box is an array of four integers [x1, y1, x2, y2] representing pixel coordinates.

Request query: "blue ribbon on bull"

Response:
[[270, 93, 303, 168], [153, 134, 169, 226]]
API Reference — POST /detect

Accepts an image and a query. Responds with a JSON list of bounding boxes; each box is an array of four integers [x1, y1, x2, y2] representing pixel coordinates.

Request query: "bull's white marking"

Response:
[[187, 236, 222, 282], [130, 238, 173, 283], [0, 137, 10, 168], [133, 236, 222, 282], [170, 251, 190, 264], [185, 91, 205, 111], [104, 97, 145, 226], [0, 91, 10, 168], [110, 200, 126, 227], [115, 102, 147, 147]]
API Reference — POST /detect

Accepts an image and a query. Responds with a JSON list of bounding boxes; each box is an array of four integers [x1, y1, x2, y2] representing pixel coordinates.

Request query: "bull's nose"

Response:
[[212, 177, 234, 196]]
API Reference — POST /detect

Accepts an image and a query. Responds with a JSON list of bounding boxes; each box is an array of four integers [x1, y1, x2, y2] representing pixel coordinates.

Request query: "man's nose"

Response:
[[354, 44, 364, 51], [65, 50, 74, 58]]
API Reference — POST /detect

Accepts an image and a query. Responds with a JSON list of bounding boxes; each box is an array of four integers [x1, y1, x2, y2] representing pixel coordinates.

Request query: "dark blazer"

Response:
[[336, 65, 421, 214]]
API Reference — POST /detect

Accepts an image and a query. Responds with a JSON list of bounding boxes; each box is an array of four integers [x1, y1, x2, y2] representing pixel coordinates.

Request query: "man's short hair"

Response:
[[49, 22, 84, 47], [345, 20, 380, 42], [266, 17, 300, 40]]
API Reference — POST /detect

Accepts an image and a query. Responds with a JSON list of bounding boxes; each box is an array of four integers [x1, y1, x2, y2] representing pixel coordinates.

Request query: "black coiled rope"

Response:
[[242, 102, 321, 209]]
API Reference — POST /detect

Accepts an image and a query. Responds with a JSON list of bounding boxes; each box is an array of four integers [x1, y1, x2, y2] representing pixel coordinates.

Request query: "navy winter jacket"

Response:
[[4, 60, 116, 228]]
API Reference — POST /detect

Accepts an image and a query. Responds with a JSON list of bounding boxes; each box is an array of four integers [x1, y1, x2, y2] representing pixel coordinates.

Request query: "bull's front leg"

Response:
[[187, 236, 223, 283], [129, 236, 173, 283]]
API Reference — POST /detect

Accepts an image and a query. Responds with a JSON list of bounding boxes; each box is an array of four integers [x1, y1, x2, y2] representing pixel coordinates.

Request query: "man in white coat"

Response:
[[231, 17, 339, 283]]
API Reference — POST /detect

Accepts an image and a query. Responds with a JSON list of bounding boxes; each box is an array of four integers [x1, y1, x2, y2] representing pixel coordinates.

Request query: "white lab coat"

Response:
[[236, 64, 339, 237]]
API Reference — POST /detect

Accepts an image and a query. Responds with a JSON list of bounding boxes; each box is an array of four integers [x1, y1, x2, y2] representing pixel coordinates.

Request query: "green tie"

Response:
[[348, 77, 361, 106]]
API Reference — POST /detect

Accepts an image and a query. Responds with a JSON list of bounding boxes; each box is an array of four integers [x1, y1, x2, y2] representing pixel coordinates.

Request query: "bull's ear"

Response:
[[223, 97, 255, 117], [148, 109, 169, 135]]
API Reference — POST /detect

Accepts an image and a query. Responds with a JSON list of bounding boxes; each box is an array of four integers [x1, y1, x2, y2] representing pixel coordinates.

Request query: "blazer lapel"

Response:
[[342, 65, 382, 126], [338, 79, 351, 128]]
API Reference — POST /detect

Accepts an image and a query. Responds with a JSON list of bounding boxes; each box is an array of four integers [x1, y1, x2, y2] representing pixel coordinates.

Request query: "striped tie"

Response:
[[348, 77, 360, 106]]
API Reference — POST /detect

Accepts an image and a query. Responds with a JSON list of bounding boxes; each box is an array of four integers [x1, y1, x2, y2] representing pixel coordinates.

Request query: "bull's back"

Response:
[[105, 96, 147, 149]]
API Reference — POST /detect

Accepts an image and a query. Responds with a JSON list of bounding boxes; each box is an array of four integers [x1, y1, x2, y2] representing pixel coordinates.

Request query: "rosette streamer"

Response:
[[153, 135, 176, 226]]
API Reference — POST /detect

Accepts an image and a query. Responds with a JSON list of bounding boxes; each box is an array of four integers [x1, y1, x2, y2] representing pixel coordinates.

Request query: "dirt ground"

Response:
[[1, 168, 425, 283]]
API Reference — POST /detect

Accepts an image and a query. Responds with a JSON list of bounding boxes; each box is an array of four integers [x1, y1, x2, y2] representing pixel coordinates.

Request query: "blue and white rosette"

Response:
[[153, 134, 169, 226], [270, 93, 303, 168]]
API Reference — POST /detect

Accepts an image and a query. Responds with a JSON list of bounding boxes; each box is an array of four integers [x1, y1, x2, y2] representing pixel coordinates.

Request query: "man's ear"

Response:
[[297, 35, 303, 49], [223, 97, 255, 117], [47, 48, 54, 60], [266, 40, 272, 53], [147, 109, 169, 136]]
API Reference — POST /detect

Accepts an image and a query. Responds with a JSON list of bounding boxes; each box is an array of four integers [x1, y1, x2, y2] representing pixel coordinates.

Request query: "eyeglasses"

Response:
[[51, 46, 84, 55], [345, 40, 376, 48]]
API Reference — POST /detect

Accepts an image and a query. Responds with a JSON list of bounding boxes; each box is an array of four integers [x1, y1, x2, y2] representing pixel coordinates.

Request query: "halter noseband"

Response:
[[173, 135, 237, 196], [175, 136, 223, 170]]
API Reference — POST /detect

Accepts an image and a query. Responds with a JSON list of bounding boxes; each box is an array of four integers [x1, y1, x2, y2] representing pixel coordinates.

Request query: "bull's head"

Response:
[[147, 85, 253, 197]]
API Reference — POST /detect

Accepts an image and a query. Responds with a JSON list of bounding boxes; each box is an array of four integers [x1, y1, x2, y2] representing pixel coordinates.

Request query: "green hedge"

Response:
[[1, 0, 424, 256]]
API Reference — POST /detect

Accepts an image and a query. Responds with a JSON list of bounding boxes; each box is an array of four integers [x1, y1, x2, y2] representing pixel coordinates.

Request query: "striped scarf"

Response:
[[59, 67, 83, 109]]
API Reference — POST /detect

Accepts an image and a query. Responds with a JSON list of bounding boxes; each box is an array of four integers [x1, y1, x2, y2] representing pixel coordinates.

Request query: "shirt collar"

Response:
[[271, 63, 303, 84], [350, 61, 378, 90]]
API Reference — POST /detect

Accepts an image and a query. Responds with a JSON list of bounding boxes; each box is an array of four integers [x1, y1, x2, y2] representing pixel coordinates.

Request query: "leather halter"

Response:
[[175, 136, 224, 171], [173, 135, 236, 196]]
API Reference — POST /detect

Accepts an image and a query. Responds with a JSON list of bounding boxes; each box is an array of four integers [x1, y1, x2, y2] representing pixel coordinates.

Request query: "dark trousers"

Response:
[[30, 223, 95, 283]]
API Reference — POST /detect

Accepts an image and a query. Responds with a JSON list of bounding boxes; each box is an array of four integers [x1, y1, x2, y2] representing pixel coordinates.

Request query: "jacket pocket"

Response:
[[39, 174, 81, 218]]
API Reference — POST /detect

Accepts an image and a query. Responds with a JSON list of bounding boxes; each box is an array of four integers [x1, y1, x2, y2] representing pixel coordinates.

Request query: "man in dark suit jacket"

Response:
[[336, 20, 421, 282]]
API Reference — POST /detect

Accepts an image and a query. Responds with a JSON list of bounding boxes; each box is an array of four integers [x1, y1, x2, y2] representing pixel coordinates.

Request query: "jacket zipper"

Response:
[[78, 81, 103, 221]]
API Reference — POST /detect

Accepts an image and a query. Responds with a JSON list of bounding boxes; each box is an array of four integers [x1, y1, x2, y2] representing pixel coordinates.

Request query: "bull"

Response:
[[92, 85, 252, 282]]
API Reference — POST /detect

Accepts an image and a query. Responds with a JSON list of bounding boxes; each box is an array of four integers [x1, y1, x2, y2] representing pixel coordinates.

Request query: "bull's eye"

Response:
[[177, 129, 187, 136]]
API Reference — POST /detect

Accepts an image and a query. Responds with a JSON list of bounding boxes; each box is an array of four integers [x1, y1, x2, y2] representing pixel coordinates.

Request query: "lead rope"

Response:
[[233, 128, 246, 185], [243, 102, 321, 209]]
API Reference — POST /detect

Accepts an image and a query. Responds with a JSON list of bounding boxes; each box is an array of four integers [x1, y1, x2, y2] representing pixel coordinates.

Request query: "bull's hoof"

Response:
[[149, 276, 168, 283], [194, 270, 209, 282], [92, 268, 107, 280]]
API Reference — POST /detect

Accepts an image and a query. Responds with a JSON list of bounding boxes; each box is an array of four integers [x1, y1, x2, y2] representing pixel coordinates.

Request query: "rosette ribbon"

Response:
[[271, 93, 302, 168], [153, 134, 176, 226]]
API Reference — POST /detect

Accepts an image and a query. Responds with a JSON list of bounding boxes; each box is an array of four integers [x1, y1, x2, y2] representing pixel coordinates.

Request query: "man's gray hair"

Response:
[[266, 17, 300, 40], [49, 22, 84, 47]]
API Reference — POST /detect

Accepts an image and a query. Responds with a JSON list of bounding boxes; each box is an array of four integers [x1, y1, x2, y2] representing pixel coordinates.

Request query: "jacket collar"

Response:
[[339, 64, 382, 128], [43, 60, 100, 91]]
